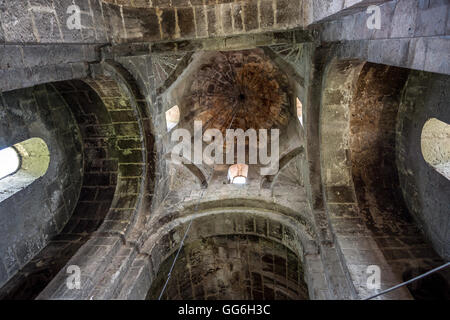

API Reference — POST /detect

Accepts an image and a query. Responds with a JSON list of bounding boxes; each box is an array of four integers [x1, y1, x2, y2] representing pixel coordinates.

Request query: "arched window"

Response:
[[228, 164, 248, 184], [296, 97, 303, 125], [0, 137, 50, 202], [166, 105, 180, 131], [421, 118, 450, 180], [0, 147, 20, 180]]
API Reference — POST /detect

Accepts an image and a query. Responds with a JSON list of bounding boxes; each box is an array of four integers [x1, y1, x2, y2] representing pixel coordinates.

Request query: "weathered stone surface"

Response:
[[0, 0, 449, 302]]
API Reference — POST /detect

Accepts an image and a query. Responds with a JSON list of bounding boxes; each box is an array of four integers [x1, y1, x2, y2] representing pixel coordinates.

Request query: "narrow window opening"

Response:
[[228, 164, 248, 184], [166, 105, 180, 132], [0, 147, 20, 180], [0, 137, 50, 202], [296, 98, 303, 126], [421, 118, 450, 180]]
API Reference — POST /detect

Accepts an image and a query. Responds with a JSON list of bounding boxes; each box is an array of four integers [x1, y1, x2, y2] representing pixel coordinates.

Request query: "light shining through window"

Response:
[[0, 147, 20, 180], [228, 164, 248, 184], [232, 176, 247, 184], [421, 118, 450, 180], [166, 105, 180, 132]]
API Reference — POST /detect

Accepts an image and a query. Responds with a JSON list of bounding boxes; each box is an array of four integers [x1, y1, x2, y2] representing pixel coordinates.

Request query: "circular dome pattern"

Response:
[[181, 49, 291, 134]]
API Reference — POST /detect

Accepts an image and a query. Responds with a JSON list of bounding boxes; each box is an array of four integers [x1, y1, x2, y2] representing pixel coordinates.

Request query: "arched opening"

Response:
[[396, 71, 450, 261], [320, 60, 449, 299], [166, 105, 180, 131], [0, 137, 50, 202], [147, 235, 309, 300], [421, 118, 450, 180], [349, 63, 412, 231], [0, 147, 20, 180], [0, 65, 152, 299], [0, 83, 84, 299], [296, 97, 303, 126], [141, 204, 316, 301], [228, 164, 248, 184], [319, 60, 418, 299]]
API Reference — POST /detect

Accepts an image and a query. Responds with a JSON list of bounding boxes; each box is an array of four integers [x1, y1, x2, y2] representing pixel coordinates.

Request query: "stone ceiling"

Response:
[[103, 0, 236, 8], [180, 48, 291, 134]]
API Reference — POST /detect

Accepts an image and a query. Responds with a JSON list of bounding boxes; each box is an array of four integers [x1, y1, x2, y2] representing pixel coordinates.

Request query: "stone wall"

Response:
[[113, 54, 172, 212], [147, 234, 309, 300], [0, 61, 157, 299], [313, 56, 448, 299], [32, 61, 157, 300], [0, 84, 84, 290], [0, 0, 109, 43], [103, 0, 307, 43], [0, 44, 98, 93], [348, 62, 448, 293], [0, 0, 448, 301], [318, 0, 450, 75], [396, 71, 450, 260]]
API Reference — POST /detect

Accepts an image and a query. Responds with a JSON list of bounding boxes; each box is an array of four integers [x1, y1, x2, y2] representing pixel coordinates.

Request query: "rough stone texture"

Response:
[[0, 0, 109, 44], [0, 84, 84, 290], [310, 51, 449, 299], [396, 71, 450, 260], [0, 44, 98, 92], [348, 63, 448, 293], [103, 0, 307, 43], [0, 0, 449, 301], [147, 235, 309, 300], [34, 61, 156, 300], [0, 61, 157, 299], [318, 0, 450, 75]]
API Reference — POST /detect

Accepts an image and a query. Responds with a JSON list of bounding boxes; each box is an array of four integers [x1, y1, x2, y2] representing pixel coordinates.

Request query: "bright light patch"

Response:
[[0, 147, 20, 180], [232, 176, 247, 184], [421, 118, 450, 180], [296, 98, 303, 125], [228, 164, 248, 184], [166, 105, 180, 132]]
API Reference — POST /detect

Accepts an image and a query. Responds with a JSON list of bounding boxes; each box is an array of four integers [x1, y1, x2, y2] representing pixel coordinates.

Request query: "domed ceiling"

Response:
[[180, 49, 292, 135]]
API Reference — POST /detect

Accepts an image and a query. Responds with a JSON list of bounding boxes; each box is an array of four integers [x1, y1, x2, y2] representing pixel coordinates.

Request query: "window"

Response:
[[421, 118, 450, 180], [166, 105, 180, 131], [0, 147, 20, 180], [228, 164, 248, 184], [0, 137, 50, 202], [296, 98, 303, 125]]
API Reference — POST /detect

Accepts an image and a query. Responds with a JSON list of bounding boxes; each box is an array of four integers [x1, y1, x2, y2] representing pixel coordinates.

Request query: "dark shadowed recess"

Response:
[[147, 234, 309, 300], [0, 80, 119, 300]]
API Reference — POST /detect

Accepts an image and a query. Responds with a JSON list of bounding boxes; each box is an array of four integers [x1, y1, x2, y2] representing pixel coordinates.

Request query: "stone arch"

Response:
[[420, 118, 450, 180], [0, 83, 85, 298], [320, 58, 450, 300], [396, 71, 450, 260], [347, 63, 449, 297], [319, 59, 414, 299], [115, 199, 320, 300], [0, 61, 156, 300], [147, 235, 309, 300], [348, 63, 411, 239], [320, 59, 364, 206], [91, 61, 157, 231]]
